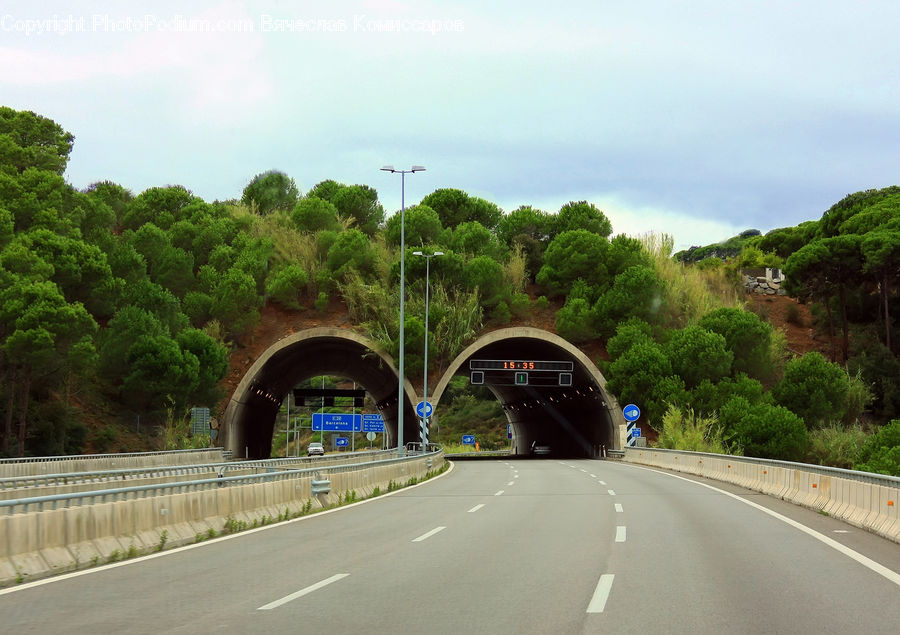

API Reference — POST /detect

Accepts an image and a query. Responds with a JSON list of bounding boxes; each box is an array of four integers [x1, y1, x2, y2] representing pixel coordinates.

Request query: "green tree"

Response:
[[861, 227, 900, 351], [175, 328, 228, 407], [555, 297, 594, 343], [496, 205, 554, 280], [0, 106, 74, 176], [555, 200, 612, 238], [326, 229, 377, 281], [593, 265, 666, 336], [463, 256, 506, 307], [241, 170, 299, 215], [446, 221, 505, 259], [419, 188, 503, 230], [606, 340, 676, 426], [855, 420, 900, 476], [772, 352, 850, 428], [698, 307, 773, 380], [122, 335, 200, 414], [291, 196, 342, 233], [384, 204, 443, 247], [122, 185, 201, 231], [664, 326, 733, 390], [211, 267, 263, 337], [606, 318, 654, 361], [726, 399, 809, 461], [331, 184, 385, 235], [536, 229, 609, 297], [266, 264, 309, 310]]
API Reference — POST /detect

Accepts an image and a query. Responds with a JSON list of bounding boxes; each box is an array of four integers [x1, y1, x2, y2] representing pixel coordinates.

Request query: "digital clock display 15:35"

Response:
[[468, 359, 574, 372]]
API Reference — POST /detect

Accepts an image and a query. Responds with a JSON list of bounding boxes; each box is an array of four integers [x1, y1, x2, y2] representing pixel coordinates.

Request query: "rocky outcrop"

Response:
[[743, 267, 787, 295]]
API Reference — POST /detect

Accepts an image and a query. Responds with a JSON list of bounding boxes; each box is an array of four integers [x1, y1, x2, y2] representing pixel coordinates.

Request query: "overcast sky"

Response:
[[2, 1, 898, 250]]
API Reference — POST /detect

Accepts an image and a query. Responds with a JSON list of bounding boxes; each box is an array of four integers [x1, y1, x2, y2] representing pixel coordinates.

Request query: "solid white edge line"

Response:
[[624, 463, 900, 587], [495, 490, 504, 496], [0, 460, 457, 596], [412, 526, 446, 542], [257, 573, 349, 610], [615, 503, 624, 513], [615, 526, 626, 542], [587, 574, 615, 613], [468, 504, 485, 513]]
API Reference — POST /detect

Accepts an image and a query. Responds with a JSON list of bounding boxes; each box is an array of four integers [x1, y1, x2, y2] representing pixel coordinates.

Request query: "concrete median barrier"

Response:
[[624, 448, 900, 544], [0, 452, 442, 587]]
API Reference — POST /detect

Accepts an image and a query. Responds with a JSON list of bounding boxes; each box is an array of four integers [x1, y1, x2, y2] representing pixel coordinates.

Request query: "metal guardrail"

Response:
[[0, 450, 441, 515], [0, 447, 226, 465], [624, 447, 900, 487], [0, 449, 399, 493]]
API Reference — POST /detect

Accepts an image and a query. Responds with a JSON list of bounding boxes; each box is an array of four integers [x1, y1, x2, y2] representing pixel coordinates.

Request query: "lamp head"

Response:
[[380, 165, 396, 173], [411, 165, 426, 172]]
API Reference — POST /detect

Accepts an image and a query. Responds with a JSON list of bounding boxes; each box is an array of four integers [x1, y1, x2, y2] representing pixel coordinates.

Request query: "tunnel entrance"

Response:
[[430, 328, 623, 458], [222, 328, 417, 459]]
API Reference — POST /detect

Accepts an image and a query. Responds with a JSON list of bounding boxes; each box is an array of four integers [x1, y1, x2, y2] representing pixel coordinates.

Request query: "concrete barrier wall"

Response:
[[0, 453, 442, 587], [623, 448, 899, 544], [0, 450, 226, 478]]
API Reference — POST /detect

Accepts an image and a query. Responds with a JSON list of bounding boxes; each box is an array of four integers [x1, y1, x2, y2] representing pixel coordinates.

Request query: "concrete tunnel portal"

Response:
[[222, 327, 624, 459]]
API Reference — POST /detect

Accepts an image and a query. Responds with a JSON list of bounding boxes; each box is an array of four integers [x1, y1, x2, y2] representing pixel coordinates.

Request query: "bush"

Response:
[[785, 303, 804, 327], [315, 291, 329, 313], [806, 424, 868, 469], [491, 301, 511, 325], [728, 401, 809, 461], [772, 352, 849, 428], [534, 295, 550, 310], [265, 264, 308, 310], [855, 420, 900, 476], [555, 297, 594, 343], [657, 405, 730, 454]]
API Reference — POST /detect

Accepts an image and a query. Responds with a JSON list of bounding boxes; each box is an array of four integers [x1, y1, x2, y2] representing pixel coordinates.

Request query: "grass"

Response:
[[657, 405, 734, 455], [640, 232, 743, 328]]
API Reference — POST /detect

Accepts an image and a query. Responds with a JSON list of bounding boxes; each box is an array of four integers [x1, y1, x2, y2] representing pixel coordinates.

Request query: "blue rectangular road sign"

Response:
[[462, 434, 476, 445], [312, 413, 361, 432], [362, 414, 384, 433], [633, 427, 642, 438], [335, 437, 349, 447]]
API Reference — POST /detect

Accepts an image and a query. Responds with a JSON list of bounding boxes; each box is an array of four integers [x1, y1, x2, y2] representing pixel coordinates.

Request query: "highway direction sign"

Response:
[[312, 413, 361, 432], [416, 401, 433, 417], [623, 404, 641, 422], [462, 434, 476, 445], [362, 413, 384, 432]]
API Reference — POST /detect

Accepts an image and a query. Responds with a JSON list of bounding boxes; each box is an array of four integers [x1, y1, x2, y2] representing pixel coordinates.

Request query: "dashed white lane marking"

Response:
[[495, 490, 505, 496], [507, 481, 515, 486], [590, 474, 597, 478], [615, 526, 626, 542], [587, 574, 615, 613], [514, 474, 519, 478], [580, 469, 588, 473], [599, 481, 607, 485], [412, 526, 446, 542], [615, 503, 624, 513], [468, 504, 485, 513], [607, 489, 616, 496], [833, 530, 850, 534], [258, 574, 349, 610]]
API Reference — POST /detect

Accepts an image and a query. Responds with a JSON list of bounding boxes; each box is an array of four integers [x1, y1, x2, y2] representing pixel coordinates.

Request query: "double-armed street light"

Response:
[[380, 165, 426, 456], [412, 250, 443, 450]]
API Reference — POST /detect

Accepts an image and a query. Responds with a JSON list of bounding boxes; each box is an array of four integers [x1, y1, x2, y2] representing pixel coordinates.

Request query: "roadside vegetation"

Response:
[[0, 107, 897, 475]]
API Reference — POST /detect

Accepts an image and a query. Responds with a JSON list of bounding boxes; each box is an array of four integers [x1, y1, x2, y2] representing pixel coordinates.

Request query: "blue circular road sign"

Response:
[[416, 401, 433, 417], [623, 404, 641, 422]]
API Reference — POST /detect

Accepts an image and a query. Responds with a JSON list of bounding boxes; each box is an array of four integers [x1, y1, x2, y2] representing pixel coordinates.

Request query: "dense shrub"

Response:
[[855, 420, 900, 476], [772, 352, 850, 428]]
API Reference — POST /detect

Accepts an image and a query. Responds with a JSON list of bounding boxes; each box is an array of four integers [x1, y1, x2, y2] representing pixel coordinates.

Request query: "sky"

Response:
[[2, 1, 899, 251]]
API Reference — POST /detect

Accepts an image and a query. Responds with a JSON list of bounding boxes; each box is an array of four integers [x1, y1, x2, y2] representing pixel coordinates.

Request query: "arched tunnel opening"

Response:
[[431, 329, 622, 459], [222, 329, 418, 459], [223, 327, 623, 460]]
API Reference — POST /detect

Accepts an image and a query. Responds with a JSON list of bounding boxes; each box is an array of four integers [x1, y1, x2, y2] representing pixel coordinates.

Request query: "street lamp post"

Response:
[[380, 165, 426, 456], [413, 250, 443, 451]]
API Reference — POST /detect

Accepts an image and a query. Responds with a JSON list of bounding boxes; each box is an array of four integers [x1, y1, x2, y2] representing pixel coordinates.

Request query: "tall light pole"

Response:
[[380, 165, 426, 456], [413, 250, 443, 451]]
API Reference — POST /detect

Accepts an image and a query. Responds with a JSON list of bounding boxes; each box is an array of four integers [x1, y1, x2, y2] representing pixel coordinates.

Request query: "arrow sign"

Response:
[[416, 401, 433, 418], [623, 404, 641, 422]]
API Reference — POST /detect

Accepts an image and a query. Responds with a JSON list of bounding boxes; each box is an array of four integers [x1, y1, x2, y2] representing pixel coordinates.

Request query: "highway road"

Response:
[[2, 458, 899, 633]]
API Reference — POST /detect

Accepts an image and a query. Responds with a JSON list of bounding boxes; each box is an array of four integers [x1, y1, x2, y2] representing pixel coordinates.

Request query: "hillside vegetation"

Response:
[[0, 107, 897, 474]]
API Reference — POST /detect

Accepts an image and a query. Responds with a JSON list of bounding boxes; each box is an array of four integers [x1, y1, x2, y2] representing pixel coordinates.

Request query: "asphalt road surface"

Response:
[[2, 459, 899, 634]]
